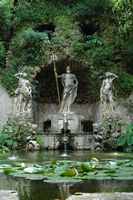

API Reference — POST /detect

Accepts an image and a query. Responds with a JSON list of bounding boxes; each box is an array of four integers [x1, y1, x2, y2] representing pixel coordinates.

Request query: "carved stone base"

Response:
[[48, 112, 84, 133]]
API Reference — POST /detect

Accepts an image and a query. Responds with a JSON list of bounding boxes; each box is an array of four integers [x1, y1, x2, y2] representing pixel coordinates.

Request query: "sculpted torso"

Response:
[[63, 74, 76, 86], [18, 79, 30, 91], [102, 78, 112, 94]]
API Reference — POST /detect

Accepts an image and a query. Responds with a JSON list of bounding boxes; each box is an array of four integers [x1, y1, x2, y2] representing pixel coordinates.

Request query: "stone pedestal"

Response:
[[37, 133, 92, 150], [48, 112, 84, 133]]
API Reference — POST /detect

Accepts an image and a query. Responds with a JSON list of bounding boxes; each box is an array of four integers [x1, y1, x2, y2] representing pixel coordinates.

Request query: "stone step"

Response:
[[67, 192, 133, 200], [0, 190, 18, 200]]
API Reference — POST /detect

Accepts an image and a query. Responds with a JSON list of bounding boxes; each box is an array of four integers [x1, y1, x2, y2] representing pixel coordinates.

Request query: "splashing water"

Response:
[[8, 155, 19, 160], [61, 142, 69, 157]]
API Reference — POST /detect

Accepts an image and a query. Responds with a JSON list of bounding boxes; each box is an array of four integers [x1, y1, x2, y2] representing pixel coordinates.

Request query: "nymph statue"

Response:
[[55, 66, 78, 113], [14, 72, 32, 112], [100, 72, 118, 115]]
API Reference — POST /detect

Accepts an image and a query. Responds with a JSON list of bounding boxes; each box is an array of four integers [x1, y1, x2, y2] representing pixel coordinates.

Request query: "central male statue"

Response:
[[56, 66, 78, 113]]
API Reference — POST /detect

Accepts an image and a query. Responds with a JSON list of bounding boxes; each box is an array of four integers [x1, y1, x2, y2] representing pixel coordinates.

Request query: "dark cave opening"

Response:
[[34, 23, 56, 39], [34, 23, 55, 33], [79, 21, 100, 36], [34, 58, 91, 104], [79, 23, 99, 36]]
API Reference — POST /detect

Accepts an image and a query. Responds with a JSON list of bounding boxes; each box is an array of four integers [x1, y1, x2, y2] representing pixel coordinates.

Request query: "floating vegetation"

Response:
[[0, 158, 133, 181]]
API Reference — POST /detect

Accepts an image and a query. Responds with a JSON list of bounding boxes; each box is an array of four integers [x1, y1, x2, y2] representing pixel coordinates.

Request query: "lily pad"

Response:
[[60, 168, 78, 177]]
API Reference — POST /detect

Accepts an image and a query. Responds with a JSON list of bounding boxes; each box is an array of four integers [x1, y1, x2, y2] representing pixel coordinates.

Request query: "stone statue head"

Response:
[[105, 72, 118, 79], [66, 66, 71, 72], [22, 72, 27, 77], [105, 72, 112, 77]]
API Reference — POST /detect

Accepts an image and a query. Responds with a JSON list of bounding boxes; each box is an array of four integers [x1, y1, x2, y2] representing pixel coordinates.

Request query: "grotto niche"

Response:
[[31, 57, 97, 150], [32, 57, 94, 131]]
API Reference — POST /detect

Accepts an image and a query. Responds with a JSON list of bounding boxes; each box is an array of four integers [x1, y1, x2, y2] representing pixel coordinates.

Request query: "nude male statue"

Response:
[[55, 66, 78, 113]]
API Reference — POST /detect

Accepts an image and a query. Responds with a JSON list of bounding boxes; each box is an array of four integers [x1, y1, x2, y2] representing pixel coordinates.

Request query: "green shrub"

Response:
[[0, 0, 13, 42], [0, 0, 132, 102], [0, 41, 6, 67], [12, 28, 50, 66], [2, 115, 39, 150], [0, 132, 12, 152], [117, 124, 133, 152]]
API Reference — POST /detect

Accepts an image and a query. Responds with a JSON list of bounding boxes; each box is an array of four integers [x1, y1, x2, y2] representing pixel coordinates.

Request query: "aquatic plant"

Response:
[[0, 158, 133, 181]]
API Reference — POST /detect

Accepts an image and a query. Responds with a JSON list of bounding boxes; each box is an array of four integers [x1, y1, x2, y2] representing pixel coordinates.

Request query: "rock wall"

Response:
[[0, 84, 14, 130], [0, 81, 132, 131]]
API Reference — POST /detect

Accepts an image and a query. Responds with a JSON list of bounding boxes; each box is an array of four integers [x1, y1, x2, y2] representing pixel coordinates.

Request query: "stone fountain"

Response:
[[0, 56, 130, 151], [42, 65, 86, 150]]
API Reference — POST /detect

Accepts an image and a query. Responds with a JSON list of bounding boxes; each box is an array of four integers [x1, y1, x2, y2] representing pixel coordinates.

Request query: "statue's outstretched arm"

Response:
[[14, 72, 27, 79], [100, 80, 105, 93], [55, 71, 62, 78]]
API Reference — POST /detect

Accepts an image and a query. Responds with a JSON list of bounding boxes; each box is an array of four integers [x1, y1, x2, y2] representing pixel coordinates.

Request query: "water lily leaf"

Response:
[[60, 168, 78, 177], [4, 167, 15, 174], [44, 168, 55, 175], [103, 169, 116, 174], [80, 163, 93, 172], [0, 164, 11, 168], [51, 160, 57, 165], [24, 167, 44, 174], [24, 167, 36, 173]]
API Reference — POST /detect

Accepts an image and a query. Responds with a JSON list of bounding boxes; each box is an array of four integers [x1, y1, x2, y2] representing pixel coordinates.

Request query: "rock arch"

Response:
[[31, 57, 94, 129]]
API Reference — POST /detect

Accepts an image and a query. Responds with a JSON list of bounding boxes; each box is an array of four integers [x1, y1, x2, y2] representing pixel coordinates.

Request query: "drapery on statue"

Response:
[[100, 72, 118, 114], [55, 66, 78, 113], [14, 72, 32, 112]]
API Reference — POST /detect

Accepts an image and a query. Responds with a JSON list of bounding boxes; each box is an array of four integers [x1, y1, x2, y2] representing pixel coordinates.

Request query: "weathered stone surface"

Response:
[[36, 103, 96, 129], [67, 193, 133, 200], [35, 99, 132, 130], [0, 84, 14, 130], [41, 132, 92, 150], [0, 190, 18, 200], [48, 113, 84, 133]]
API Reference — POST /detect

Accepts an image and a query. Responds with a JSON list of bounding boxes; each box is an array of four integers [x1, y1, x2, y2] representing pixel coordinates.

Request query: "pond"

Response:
[[0, 150, 133, 200]]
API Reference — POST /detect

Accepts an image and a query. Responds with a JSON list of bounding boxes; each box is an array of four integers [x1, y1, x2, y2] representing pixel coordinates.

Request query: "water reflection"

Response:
[[0, 151, 133, 200], [1, 150, 133, 164], [20, 150, 133, 163]]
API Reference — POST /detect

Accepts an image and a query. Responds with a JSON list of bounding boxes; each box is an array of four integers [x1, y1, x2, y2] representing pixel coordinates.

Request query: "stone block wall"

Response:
[[38, 133, 92, 150]]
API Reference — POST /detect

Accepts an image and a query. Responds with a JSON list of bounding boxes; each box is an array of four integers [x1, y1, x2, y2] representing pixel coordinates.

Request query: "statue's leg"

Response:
[[101, 95, 107, 115], [58, 93, 67, 113], [109, 94, 115, 113], [24, 101, 28, 111], [67, 93, 73, 112], [18, 93, 23, 112], [15, 96, 19, 112]]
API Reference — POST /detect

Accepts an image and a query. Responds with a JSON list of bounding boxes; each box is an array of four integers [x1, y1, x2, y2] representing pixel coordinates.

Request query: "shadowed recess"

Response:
[[34, 58, 91, 104]]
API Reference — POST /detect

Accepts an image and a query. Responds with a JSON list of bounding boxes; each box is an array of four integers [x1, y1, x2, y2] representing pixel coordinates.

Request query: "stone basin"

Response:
[[67, 193, 133, 200], [0, 190, 18, 200]]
